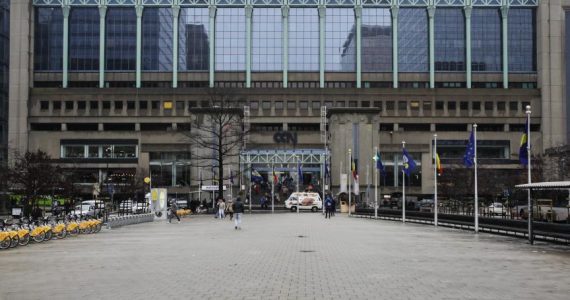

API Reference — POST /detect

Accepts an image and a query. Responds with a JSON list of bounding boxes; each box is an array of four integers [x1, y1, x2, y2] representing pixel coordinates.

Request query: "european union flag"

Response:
[[251, 169, 263, 183], [463, 131, 475, 167], [519, 118, 529, 166], [402, 148, 417, 176]]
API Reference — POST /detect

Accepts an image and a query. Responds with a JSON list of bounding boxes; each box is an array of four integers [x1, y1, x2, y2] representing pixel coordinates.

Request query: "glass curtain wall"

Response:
[[252, 8, 282, 71], [398, 8, 428, 72], [471, 9, 501, 72], [326, 8, 355, 72], [361, 8, 391, 72], [215, 8, 246, 71], [69, 7, 100, 71], [289, 8, 318, 71], [179, 8, 209, 71], [0, 0, 7, 164], [435, 8, 465, 71], [508, 8, 536, 72], [34, 7, 63, 71], [106, 7, 136, 71], [142, 8, 173, 71]]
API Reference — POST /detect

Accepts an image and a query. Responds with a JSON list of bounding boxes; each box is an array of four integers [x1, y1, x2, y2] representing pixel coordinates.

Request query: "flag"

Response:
[[402, 148, 417, 176], [251, 169, 263, 183], [230, 170, 234, 184], [463, 131, 475, 167], [199, 170, 203, 187], [435, 153, 443, 176], [374, 150, 386, 176], [297, 164, 303, 183], [351, 159, 358, 180], [353, 176, 360, 195], [519, 118, 529, 166], [272, 166, 278, 184], [324, 160, 331, 180]]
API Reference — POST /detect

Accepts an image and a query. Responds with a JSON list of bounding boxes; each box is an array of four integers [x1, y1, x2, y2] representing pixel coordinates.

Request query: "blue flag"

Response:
[[402, 148, 417, 176], [324, 159, 331, 180], [463, 131, 475, 167], [298, 164, 303, 183], [230, 170, 234, 184], [251, 169, 263, 183], [519, 118, 529, 166], [374, 150, 386, 176]]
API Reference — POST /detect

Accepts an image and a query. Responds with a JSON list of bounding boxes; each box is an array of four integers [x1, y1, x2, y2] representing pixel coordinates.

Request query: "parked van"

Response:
[[71, 200, 105, 217], [284, 192, 322, 212]]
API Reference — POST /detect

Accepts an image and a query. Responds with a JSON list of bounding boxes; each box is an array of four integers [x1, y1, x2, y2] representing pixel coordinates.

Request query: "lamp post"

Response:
[[525, 105, 533, 244]]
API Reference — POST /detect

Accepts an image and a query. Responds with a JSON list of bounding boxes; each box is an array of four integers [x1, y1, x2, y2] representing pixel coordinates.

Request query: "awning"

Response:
[[515, 181, 570, 190]]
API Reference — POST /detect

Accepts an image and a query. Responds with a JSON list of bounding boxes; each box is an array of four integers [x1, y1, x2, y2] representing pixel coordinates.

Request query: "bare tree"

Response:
[[185, 89, 248, 198]]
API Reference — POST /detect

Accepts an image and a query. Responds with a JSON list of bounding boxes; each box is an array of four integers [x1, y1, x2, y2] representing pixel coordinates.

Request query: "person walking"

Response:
[[232, 197, 245, 230], [325, 194, 333, 219], [226, 199, 234, 220], [218, 199, 226, 220], [331, 197, 336, 217], [168, 199, 180, 223]]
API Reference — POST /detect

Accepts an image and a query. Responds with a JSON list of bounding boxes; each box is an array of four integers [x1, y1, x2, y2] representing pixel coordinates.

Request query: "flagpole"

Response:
[[198, 167, 202, 206], [474, 124, 479, 233], [322, 154, 325, 215], [526, 105, 533, 244], [296, 154, 300, 215], [271, 162, 275, 214], [348, 148, 352, 216], [248, 162, 252, 214], [402, 141, 406, 223], [434, 134, 438, 227], [366, 164, 370, 207], [374, 146, 378, 219]]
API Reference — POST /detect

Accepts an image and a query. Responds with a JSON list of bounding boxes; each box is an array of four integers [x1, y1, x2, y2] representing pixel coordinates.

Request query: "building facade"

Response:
[[0, 0, 8, 165], [4, 0, 567, 201]]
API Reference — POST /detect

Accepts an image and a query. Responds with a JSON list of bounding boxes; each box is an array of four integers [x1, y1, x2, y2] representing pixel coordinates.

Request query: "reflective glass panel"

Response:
[[69, 7, 99, 71], [215, 8, 246, 71], [508, 8, 536, 72], [289, 8, 318, 71], [34, 7, 63, 71], [472, 9, 501, 72], [398, 8, 428, 72], [142, 8, 173, 71], [326, 8, 355, 72], [179, 8, 209, 71], [361, 8, 392, 72], [106, 7, 136, 71], [435, 8, 465, 71], [252, 8, 282, 71]]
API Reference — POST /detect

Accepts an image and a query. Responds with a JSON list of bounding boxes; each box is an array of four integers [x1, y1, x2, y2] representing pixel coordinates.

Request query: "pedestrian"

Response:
[[331, 197, 336, 216], [168, 199, 180, 223], [325, 194, 333, 219], [226, 199, 234, 220], [260, 194, 268, 209], [232, 197, 245, 230], [218, 198, 226, 219]]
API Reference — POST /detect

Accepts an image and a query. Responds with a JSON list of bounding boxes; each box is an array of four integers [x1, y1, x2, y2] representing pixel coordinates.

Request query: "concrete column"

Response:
[[282, 5, 289, 88], [172, 3, 180, 88], [99, 5, 107, 88], [355, 4, 362, 88], [391, 4, 398, 88], [318, 4, 326, 88], [62, 3, 70, 88], [464, 4, 472, 89], [501, 3, 509, 89], [245, 4, 253, 88], [209, 4, 216, 87], [135, 2, 144, 88], [427, 3, 435, 89]]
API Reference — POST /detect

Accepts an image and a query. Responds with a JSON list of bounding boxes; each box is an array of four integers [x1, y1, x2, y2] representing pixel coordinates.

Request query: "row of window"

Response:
[[61, 144, 138, 159], [34, 7, 536, 73]]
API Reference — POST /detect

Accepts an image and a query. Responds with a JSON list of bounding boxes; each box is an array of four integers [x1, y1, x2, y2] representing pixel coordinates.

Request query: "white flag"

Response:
[[340, 174, 348, 193]]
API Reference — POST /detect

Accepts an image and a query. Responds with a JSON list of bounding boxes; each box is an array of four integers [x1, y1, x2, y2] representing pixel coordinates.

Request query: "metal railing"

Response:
[[106, 213, 154, 229]]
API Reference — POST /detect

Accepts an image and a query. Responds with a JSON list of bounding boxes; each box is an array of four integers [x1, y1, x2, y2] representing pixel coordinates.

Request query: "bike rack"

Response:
[[106, 213, 154, 229]]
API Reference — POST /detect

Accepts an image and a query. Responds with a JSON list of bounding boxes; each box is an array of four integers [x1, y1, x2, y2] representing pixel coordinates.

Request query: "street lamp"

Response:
[[525, 105, 533, 244]]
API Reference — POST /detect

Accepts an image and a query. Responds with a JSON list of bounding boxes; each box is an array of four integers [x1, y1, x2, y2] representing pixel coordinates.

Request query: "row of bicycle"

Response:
[[0, 215, 103, 250]]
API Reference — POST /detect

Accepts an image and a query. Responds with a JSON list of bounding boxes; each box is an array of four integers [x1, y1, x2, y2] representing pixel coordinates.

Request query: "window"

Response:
[[106, 8, 137, 71], [62, 145, 84, 158], [250, 101, 259, 110], [335, 101, 345, 108], [176, 101, 184, 111], [53, 101, 62, 110], [509, 101, 518, 111], [362, 8, 392, 72], [311, 101, 321, 110], [361, 101, 370, 108], [142, 8, 173, 71], [435, 9, 465, 71], [348, 101, 357, 108], [216, 9, 246, 71], [69, 7, 99, 71], [63, 143, 138, 159], [423, 101, 432, 112], [497, 101, 506, 111], [508, 9, 536, 72], [437, 140, 508, 159], [115, 101, 123, 110], [289, 8, 318, 71], [127, 101, 135, 110], [460, 101, 468, 110], [40, 101, 49, 110], [448, 101, 456, 110], [102, 101, 111, 109], [399, 9, 428, 72], [34, 7, 63, 71], [436, 101, 444, 110], [90, 101, 99, 110], [473, 102, 481, 111], [324, 101, 333, 108], [374, 101, 382, 109], [78, 101, 86, 110], [179, 8, 209, 71], [386, 101, 394, 110], [253, 8, 282, 71], [410, 101, 420, 110], [150, 151, 192, 188], [65, 101, 74, 110], [139, 101, 148, 110], [398, 101, 407, 110], [275, 101, 284, 110], [326, 8, 355, 72], [299, 101, 308, 110], [262, 101, 271, 110], [287, 101, 296, 110], [484, 101, 493, 111], [151, 101, 160, 109], [187, 101, 196, 108], [472, 9, 501, 72]]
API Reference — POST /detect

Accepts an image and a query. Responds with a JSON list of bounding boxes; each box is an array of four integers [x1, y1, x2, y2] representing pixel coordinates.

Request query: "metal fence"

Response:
[[106, 213, 154, 229]]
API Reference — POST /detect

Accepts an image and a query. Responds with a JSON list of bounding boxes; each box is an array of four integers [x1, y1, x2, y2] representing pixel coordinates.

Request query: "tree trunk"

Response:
[[217, 123, 224, 199]]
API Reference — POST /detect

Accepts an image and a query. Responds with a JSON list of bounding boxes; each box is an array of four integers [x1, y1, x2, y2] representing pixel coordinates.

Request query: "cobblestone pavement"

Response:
[[1, 214, 569, 300]]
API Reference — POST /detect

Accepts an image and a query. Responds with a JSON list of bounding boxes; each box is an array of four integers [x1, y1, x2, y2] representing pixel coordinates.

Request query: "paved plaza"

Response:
[[1, 213, 569, 300]]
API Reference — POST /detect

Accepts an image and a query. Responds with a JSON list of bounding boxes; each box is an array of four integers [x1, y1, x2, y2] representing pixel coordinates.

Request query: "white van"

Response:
[[284, 192, 322, 212]]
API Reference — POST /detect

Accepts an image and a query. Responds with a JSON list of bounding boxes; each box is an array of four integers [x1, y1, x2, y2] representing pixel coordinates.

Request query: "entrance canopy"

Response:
[[240, 149, 327, 165]]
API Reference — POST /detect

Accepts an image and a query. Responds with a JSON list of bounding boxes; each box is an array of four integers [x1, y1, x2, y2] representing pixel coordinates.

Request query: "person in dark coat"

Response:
[[232, 197, 245, 230]]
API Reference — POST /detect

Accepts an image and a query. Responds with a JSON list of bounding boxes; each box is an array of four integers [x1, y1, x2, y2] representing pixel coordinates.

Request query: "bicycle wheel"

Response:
[[69, 227, 79, 236], [44, 230, 53, 241], [94, 223, 102, 233], [9, 234, 19, 248], [18, 233, 30, 246], [0, 236, 10, 249], [32, 232, 45, 243], [56, 229, 66, 239]]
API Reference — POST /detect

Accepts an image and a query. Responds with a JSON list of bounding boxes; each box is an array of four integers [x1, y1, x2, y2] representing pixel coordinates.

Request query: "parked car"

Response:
[[488, 202, 506, 216], [285, 192, 322, 212], [70, 200, 105, 217]]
